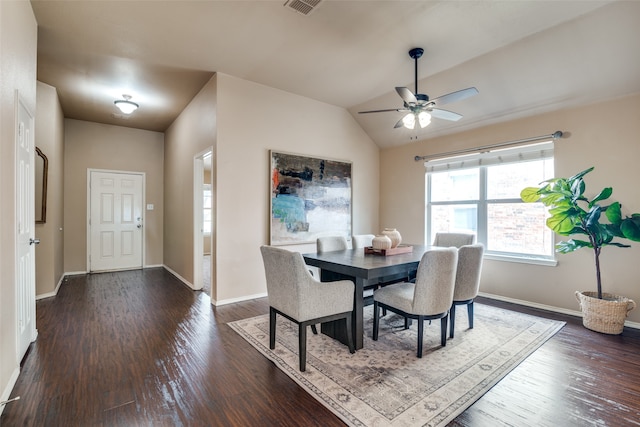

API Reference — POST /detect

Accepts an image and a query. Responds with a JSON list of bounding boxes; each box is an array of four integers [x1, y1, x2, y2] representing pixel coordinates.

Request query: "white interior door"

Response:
[[16, 95, 37, 361], [89, 171, 143, 272]]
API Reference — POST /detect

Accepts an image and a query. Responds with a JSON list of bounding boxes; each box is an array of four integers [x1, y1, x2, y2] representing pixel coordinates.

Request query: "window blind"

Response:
[[424, 141, 554, 173]]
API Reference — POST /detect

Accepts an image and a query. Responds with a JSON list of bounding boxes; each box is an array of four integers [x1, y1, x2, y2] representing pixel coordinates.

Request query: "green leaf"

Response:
[[546, 213, 576, 234], [605, 202, 622, 224], [590, 187, 612, 207], [621, 218, 640, 241], [520, 187, 541, 203], [585, 205, 602, 230], [571, 178, 585, 201], [568, 167, 595, 182], [556, 239, 592, 253]]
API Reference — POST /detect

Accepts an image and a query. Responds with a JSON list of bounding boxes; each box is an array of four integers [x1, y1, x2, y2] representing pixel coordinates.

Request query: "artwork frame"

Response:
[[270, 150, 352, 246]]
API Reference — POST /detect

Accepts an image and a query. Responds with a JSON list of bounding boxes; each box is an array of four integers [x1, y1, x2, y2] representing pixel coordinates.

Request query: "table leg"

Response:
[[319, 270, 366, 350], [352, 277, 365, 350]]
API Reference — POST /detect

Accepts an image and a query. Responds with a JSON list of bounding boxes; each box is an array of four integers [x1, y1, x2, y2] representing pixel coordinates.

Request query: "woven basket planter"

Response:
[[575, 291, 637, 335]]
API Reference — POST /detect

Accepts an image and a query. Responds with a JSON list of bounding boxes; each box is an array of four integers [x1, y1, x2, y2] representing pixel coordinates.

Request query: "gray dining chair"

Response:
[[260, 245, 355, 371], [372, 247, 458, 357], [317, 235, 348, 252], [449, 244, 485, 338], [432, 232, 476, 248], [352, 234, 375, 249]]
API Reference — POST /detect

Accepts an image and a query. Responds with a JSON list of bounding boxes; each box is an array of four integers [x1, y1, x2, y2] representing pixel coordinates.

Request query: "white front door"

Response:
[[16, 96, 37, 361], [89, 171, 143, 272]]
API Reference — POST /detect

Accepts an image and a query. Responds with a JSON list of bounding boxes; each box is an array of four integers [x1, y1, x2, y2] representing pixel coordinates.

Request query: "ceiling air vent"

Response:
[[284, 0, 323, 16]]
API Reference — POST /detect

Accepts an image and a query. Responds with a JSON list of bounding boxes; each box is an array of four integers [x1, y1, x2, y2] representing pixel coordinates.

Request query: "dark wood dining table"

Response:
[[303, 245, 430, 350]]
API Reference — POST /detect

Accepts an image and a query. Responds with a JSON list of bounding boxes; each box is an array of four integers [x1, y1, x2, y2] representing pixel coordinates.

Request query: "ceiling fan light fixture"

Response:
[[418, 111, 431, 128], [402, 113, 416, 129], [114, 94, 139, 114]]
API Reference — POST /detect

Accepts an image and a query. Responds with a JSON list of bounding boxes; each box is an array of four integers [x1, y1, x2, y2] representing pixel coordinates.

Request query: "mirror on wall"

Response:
[[35, 147, 48, 224]]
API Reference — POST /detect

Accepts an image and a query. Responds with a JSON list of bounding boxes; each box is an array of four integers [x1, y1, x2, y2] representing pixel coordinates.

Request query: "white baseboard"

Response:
[[162, 264, 194, 290], [212, 292, 268, 307], [64, 270, 87, 276], [36, 274, 66, 300], [0, 367, 21, 416], [144, 264, 164, 269], [479, 292, 640, 330]]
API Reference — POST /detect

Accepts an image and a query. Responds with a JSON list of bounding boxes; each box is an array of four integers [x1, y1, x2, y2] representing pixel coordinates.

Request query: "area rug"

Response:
[[229, 304, 565, 427]]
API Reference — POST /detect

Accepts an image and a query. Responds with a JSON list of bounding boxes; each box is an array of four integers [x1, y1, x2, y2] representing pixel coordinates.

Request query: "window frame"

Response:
[[425, 143, 557, 266]]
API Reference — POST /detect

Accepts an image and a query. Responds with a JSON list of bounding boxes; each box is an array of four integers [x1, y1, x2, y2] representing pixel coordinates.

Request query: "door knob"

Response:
[[137, 224, 143, 229], [29, 238, 40, 245]]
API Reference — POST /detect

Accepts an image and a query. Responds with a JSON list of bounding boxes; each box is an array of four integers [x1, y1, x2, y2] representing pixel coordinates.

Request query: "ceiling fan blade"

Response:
[[358, 107, 407, 114], [431, 87, 478, 106], [394, 117, 405, 128], [395, 87, 417, 104], [429, 108, 463, 121]]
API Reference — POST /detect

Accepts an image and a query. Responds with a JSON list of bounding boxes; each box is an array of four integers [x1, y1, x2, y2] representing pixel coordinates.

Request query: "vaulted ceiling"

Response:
[[31, 1, 640, 148]]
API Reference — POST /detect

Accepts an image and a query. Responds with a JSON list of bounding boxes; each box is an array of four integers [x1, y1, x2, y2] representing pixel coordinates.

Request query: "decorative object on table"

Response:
[[229, 303, 565, 427], [521, 166, 640, 334], [270, 151, 352, 246], [371, 234, 392, 250], [381, 228, 402, 248], [364, 245, 413, 256]]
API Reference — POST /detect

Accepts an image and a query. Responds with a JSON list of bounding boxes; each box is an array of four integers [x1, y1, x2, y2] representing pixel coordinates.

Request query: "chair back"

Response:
[[260, 245, 310, 319], [453, 244, 484, 302], [433, 232, 476, 248], [352, 234, 375, 249], [412, 247, 458, 315], [317, 236, 348, 252]]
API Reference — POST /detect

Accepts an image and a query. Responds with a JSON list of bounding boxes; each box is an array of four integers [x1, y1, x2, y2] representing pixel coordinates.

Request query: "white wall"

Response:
[[0, 0, 37, 409], [35, 81, 65, 297], [380, 94, 640, 323], [214, 73, 380, 303], [63, 120, 165, 273]]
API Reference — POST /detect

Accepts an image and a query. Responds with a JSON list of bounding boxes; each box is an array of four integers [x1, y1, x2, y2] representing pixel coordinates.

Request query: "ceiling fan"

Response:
[[359, 47, 478, 130]]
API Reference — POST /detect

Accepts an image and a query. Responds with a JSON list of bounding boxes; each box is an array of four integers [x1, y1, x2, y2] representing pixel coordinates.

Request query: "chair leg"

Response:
[[468, 300, 474, 329], [299, 324, 307, 372], [311, 324, 318, 335], [269, 307, 277, 350], [345, 313, 355, 354], [373, 302, 380, 341], [404, 317, 410, 330], [449, 304, 456, 339], [417, 316, 424, 358], [440, 316, 448, 347]]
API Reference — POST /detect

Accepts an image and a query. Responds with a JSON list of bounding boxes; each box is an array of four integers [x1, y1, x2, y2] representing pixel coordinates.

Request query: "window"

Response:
[[203, 184, 212, 233], [426, 142, 555, 263]]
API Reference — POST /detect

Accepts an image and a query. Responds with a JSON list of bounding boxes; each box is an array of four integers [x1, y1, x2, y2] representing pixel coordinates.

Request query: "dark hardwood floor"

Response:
[[2, 268, 639, 426]]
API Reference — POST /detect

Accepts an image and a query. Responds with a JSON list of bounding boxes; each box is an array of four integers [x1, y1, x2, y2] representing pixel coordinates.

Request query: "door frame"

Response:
[[193, 148, 213, 291], [86, 168, 146, 272]]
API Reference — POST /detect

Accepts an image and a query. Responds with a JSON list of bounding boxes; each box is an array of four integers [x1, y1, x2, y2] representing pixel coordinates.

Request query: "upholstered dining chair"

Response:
[[316, 235, 348, 252], [432, 232, 476, 248], [260, 245, 355, 371], [351, 234, 375, 249], [372, 247, 458, 358], [449, 244, 485, 338]]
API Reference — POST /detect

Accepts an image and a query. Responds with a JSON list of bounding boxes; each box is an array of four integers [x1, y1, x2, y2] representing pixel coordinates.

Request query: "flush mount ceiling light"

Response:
[[114, 94, 139, 114]]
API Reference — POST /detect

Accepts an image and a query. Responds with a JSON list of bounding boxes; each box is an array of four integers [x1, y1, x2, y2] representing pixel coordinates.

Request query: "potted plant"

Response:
[[520, 166, 640, 334]]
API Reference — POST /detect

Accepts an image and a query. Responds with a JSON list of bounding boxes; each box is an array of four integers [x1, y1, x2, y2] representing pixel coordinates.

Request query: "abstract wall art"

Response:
[[270, 151, 352, 245]]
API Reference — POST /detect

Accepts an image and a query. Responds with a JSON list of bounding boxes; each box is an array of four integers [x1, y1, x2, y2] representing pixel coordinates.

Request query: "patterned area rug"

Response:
[[229, 304, 565, 426]]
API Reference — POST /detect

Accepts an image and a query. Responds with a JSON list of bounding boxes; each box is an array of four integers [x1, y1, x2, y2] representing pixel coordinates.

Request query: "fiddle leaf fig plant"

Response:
[[521, 166, 640, 299]]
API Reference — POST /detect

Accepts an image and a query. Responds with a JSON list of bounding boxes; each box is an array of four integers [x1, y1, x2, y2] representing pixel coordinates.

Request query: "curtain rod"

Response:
[[414, 130, 564, 162]]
